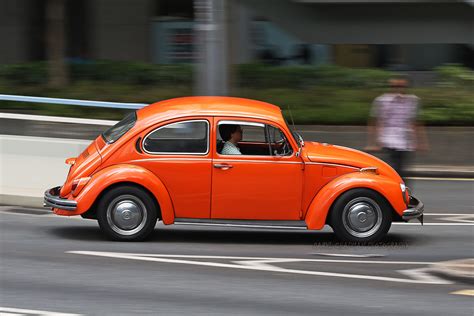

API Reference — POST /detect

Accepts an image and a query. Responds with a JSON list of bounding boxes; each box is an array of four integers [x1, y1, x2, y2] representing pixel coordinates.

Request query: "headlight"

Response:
[[400, 183, 406, 192]]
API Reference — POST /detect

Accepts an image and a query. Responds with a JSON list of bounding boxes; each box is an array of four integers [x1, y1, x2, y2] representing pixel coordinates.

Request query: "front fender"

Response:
[[305, 172, 405, 230], [58, 164, 175, 224]]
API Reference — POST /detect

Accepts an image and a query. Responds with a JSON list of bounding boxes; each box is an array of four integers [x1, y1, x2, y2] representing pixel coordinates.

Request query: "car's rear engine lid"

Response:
[[60, 139, 102, 196]]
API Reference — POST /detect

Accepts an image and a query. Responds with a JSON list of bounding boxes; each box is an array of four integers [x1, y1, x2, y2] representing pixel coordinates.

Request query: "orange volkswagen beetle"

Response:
[[44, 97, 423, 242]]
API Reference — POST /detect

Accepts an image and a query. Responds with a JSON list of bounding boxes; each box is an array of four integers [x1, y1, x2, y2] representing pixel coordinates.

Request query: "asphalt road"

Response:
[[1, 179, 473, 316]]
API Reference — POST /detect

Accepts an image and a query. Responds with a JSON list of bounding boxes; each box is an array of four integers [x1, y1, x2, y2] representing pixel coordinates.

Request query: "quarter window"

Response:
[[102, 112, 136, 144], [143, 120, 209, 154]]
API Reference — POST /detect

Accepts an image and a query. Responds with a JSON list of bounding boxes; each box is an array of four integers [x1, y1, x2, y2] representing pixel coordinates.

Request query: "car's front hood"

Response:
[[303, 141, 401, 181]]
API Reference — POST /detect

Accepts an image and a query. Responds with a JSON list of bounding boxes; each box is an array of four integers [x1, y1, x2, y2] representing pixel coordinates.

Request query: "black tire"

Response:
[[97, 185, 158, 241], [329, 188, 392, 243]]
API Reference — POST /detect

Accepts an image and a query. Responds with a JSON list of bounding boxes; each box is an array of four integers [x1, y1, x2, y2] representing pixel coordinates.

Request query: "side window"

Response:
[[143, 120, 209, 154], [268, 125, 293, 156], [216, 121, 292, 156]]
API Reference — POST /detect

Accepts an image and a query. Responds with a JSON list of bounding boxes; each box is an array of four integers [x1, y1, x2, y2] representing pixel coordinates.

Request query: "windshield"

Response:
[[101, 112, 137, 144]]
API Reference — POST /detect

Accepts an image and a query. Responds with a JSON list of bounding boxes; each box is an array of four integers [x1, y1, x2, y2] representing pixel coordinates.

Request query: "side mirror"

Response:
[[296, 146, 302, 157]]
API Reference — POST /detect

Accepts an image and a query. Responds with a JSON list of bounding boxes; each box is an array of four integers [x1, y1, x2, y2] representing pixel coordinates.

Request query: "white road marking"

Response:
[[67, 251, 451, 284], [68, 252, 437, 264], [0, 307, 81, 315], [398, 268, 452, 285], [311, 253, 385, 258], [438, 214, 474, 223]]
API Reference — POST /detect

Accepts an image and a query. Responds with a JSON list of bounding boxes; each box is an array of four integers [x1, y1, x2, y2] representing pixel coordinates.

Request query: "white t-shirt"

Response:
[[221, 142, 241, 155], [371, 93, 419, 151]]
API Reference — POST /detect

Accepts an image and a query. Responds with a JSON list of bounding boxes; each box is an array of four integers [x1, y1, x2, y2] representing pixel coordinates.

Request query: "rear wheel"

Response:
[[97, 185, 158, 241], [329, 189, 392, 243]]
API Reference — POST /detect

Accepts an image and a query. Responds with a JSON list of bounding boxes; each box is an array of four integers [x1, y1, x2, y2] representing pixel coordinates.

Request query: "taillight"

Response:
[[71, 177, 91, 196], [71, 179, 80, 192]]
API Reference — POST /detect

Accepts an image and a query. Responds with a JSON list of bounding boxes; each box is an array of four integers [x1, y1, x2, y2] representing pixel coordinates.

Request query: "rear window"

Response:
[[101, 112, 137, 143], [143, 120, 209, 154]]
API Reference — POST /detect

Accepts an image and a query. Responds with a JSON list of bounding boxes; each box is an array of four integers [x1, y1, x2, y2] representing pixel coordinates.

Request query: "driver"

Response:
[[219, 124, 242, 155]]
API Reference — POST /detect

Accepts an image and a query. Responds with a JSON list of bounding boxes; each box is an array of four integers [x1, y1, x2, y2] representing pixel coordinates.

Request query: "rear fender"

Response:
[[305, 172, 405, 230], [59, 164, 175, 224]]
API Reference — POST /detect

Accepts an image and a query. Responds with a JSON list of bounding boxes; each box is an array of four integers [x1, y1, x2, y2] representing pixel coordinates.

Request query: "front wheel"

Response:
[[97, 185, 158, 241], [329, 189, 392, 243]]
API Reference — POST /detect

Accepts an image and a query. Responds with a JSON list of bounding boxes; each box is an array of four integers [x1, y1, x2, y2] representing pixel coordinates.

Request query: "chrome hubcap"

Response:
[[106, 195, 147, 236], [342, 197, 382, 238]]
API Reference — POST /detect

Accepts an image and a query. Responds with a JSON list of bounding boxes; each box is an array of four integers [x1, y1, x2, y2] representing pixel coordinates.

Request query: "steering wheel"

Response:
[[274, 141, 290, 156]]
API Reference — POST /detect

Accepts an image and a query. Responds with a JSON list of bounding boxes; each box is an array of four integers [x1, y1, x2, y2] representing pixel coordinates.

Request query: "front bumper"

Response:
[[43, 186, 77, 211], [402, 194, 424, 223]]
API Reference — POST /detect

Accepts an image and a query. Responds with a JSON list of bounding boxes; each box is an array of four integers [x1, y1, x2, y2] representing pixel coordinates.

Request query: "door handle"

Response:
[[214, 163, 233, 170]]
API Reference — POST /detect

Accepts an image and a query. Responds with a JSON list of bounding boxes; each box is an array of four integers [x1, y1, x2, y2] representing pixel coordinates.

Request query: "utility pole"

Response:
[[46, 0, 68, 88], [194, 0, 229, 96]]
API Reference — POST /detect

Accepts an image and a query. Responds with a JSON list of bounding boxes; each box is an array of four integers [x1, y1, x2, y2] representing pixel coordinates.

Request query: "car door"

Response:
[[135, 117, 213, 219], [211, 118, 304, 220]]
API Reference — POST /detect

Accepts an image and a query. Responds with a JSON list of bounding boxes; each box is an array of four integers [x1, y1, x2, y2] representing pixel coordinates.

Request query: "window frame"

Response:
[[216, 119, 294, 157], [142, 119, 210, 155], [266, 124, 294, 156]]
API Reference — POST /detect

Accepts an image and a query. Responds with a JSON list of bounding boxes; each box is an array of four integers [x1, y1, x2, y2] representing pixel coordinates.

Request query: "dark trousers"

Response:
[[383, 148, 410, 183]]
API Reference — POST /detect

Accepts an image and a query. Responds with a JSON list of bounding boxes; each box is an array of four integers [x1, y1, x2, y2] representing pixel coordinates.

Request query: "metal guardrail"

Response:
[[0, 94, 147, 110]]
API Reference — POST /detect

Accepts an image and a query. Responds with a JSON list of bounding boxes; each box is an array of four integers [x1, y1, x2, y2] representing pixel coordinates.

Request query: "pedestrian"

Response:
[[365, 76, 428, 184]]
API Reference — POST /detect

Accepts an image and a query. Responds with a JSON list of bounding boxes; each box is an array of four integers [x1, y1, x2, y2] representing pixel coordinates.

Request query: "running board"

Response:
[[173, 218, 307, 230]]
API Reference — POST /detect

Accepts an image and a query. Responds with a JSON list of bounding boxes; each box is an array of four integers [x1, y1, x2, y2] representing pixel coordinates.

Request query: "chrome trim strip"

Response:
[[212, 159, 302, 164], [360, 166, 379, 174], [142, 119, 210, 156], [305, 162, 359, 170], [131, 157, 213, 163], [217, 120, 265, 128], [174, 218, 307, 230], [43, 186, 77, 211]]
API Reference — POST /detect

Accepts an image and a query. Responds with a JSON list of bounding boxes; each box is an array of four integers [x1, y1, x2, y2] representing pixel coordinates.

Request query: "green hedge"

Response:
[[237, 63, 392, 89], [0, 61, 193, 86], [0, 61, 472, 125]]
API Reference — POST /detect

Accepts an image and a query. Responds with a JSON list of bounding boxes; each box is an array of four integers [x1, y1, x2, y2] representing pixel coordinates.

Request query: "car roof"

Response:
[[137, 96, 285, 125]]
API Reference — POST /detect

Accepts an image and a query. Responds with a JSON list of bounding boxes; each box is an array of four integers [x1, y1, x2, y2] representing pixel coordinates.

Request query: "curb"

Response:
[[429, 259, 474, 285], [0, 195, 43, 209], [405, 168, 474, 179]]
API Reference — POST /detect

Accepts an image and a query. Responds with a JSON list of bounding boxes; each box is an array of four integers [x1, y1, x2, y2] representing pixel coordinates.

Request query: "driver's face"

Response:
[[231, 126, 243, 142]]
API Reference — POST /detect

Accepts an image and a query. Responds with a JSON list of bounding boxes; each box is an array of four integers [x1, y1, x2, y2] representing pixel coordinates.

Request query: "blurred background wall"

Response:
[[0, 0, 472, 123], [1, 0, 472, 68]]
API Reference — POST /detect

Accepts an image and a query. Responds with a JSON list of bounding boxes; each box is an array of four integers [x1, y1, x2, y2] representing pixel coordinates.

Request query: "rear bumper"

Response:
[[43, 186, 77, 211], [402, 194, 424, 223]]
